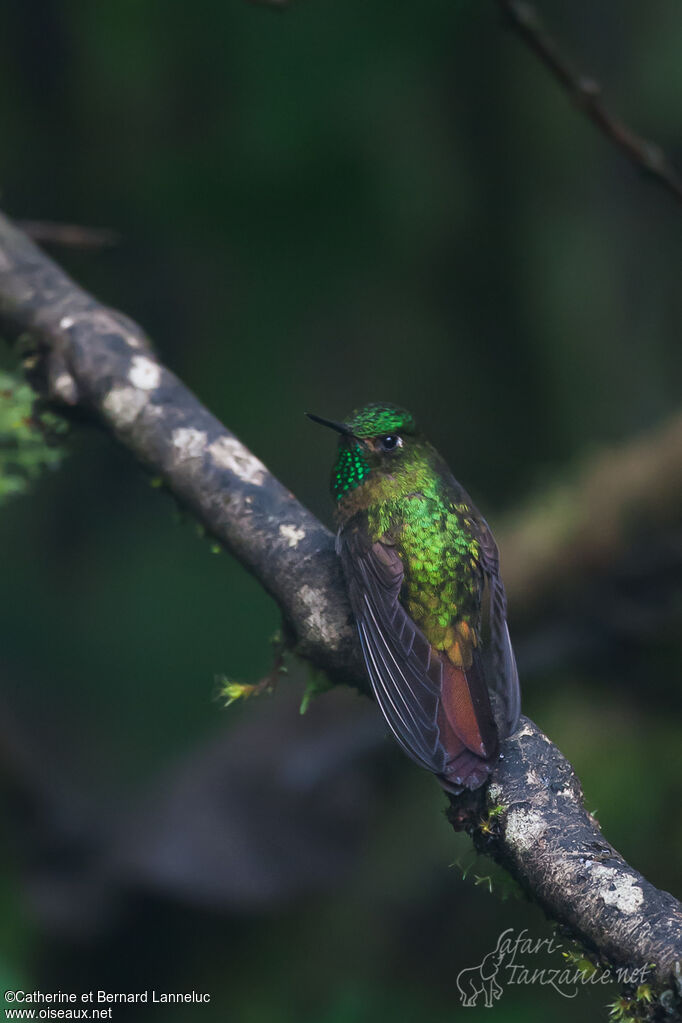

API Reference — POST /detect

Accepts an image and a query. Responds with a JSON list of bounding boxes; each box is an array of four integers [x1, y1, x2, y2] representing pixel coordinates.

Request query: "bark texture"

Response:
[[449, 720, 682, 990]]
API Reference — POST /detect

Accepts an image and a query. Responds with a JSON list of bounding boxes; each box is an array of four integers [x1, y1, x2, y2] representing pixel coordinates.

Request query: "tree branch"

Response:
[[1, 211, 680, 998], [449, 721, 682, 998], [495, 0, 682, 205], [0, 211, 360, 687]]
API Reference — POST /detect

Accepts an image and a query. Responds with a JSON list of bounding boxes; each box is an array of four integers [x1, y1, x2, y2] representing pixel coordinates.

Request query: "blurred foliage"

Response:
[[0, 371, 67, 505], [0, 0, 681, 1021]]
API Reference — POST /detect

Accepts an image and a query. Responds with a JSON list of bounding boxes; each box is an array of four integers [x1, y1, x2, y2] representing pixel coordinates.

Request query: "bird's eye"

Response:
[[378, 434, 402, 452]]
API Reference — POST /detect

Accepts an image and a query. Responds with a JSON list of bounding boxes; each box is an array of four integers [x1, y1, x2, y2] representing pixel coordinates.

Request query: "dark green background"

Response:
[[1, 1, 681, 1020]]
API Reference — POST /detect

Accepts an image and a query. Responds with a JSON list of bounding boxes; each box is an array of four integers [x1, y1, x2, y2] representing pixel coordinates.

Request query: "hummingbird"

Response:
[[307, 402, 520, 793]]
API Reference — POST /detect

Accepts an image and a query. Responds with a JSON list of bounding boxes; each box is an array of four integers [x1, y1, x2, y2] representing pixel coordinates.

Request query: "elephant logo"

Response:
[[456, 937, 507, 1008]]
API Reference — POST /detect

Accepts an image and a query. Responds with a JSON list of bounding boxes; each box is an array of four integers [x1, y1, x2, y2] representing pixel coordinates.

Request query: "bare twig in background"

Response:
[[15, 220, 120, 250], [495, 0, 682, 204], [0, 211, 681, 998]]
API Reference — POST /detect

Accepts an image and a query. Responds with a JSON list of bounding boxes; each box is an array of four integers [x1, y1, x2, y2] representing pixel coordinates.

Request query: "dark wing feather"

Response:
[[338, 521, 503, 791], [477, 521, 521, 737], [338, 525, 446, 774]]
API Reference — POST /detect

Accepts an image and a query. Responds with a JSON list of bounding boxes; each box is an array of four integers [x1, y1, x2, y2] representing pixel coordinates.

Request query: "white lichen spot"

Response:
[[298, 585, 340, 650], [589, 864, 644, 915], [59, 315, 75, 330], [488, 780, 504, 804], [128, 355, 161, 391], [172, 427, 207, 460], [102, 385, 148, 427], [52, 372, 77, 403], [125, 335, 142, 349], [515, 721, 536, 740], [208, 436, 266, 485], [279, 524, 306, 549], [504, 807, 547, 853]]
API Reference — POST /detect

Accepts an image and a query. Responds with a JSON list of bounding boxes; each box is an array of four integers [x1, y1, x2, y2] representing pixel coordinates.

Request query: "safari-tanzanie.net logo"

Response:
[[455, 927, 649, 1007]]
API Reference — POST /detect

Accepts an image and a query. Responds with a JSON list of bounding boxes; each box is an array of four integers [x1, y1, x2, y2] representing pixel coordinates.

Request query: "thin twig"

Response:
[[15, 220, 120, 250], [495, 0, 682, 204]]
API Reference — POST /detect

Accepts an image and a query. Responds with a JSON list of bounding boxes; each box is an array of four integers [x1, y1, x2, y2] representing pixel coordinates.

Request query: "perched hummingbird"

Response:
[[307, 402, 520, 793]]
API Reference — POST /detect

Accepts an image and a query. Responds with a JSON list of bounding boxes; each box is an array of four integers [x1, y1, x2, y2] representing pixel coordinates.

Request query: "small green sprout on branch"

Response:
[[218, 630, 289, 708]]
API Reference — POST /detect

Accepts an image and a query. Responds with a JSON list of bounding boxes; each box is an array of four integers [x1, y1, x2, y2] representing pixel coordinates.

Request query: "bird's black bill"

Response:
[[305, 412, 353, 436]]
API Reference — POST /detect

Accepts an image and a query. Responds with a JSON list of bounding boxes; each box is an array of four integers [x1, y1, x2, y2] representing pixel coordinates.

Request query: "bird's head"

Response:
[[307, 402, 430, 506]]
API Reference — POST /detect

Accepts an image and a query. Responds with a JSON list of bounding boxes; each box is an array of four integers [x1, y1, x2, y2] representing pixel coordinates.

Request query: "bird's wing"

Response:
[[337, 522, 498, 782], [476, 521, 521, 737]]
